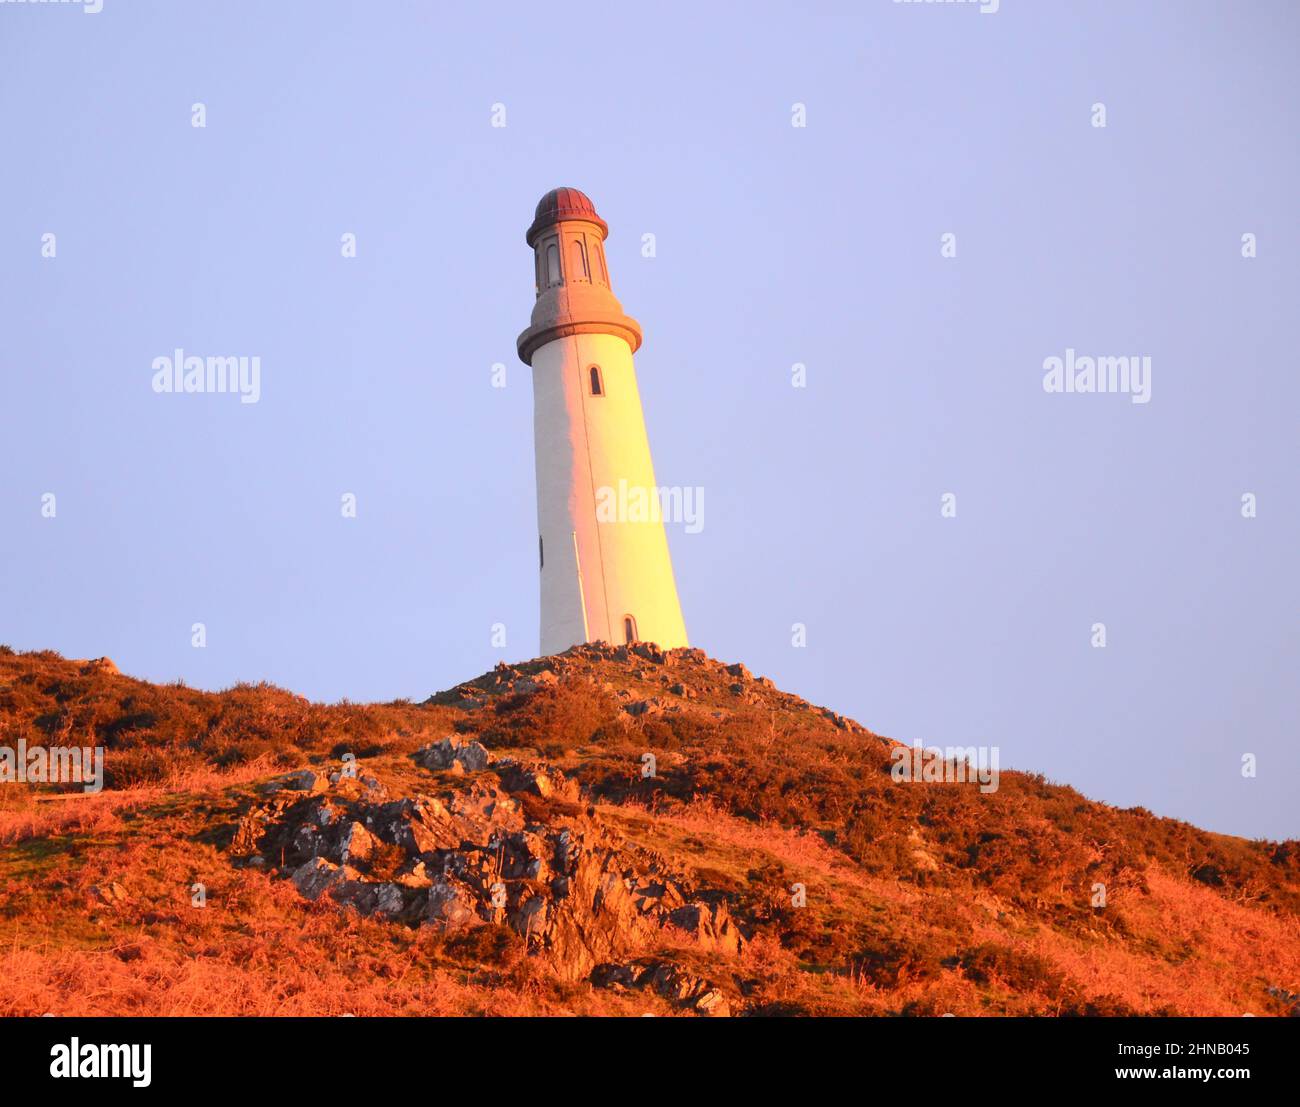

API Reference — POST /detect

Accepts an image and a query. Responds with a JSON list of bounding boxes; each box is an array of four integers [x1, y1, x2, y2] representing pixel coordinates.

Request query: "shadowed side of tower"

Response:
[[518, 188, 689, 655]]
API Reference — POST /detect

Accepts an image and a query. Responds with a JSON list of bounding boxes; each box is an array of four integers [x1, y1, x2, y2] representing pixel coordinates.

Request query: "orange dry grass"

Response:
[[1012, 868, 1300, 1016], [0, 791, 142, 847], [601, 795, 1300, 1016], [3, 646, 1298, 1017], [0, 772, 677, 1017], [0, 757, 280, 846]]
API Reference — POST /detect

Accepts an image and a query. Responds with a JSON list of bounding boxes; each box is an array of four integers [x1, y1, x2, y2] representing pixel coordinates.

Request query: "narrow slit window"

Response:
[[589, 365, 604, 396], [539, 534, 544, 569], [623, 615, 638, 644]]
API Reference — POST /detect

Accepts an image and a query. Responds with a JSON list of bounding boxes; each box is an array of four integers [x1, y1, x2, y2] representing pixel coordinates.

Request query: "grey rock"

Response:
[[425, 878, 483, 932], [292, 857, 357, 901], [261, 769, 328, 795], [416, 736, 492, 773]]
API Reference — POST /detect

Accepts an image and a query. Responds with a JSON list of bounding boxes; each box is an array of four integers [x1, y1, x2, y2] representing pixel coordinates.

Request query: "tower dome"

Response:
[[527, 187, 609, 246], [517, 186, 640, 363]]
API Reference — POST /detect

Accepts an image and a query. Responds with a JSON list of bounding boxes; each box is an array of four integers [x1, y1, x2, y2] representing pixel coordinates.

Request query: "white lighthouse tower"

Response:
[[517, 188, 689, 655]]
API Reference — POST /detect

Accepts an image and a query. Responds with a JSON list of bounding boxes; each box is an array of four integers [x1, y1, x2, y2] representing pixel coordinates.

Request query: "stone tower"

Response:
[[517, 188, 689, 655]]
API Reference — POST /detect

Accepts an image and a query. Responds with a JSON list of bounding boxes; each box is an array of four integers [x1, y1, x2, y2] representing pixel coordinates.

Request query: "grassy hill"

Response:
[[1, 642, 1297, 1016]]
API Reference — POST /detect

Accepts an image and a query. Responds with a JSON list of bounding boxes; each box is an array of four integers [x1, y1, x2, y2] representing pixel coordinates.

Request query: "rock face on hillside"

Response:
[[233, 733, 742, 1015]]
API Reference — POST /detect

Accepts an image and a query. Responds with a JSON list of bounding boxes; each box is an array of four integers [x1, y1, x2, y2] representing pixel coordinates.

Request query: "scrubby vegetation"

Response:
[[0, 643, 1296, 1016], [0, 647, 442, 788], [473, 657, 1300, 922]]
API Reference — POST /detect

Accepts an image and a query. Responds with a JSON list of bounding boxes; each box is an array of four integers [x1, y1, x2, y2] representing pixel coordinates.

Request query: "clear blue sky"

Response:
[[1, 1, 1296, 840]]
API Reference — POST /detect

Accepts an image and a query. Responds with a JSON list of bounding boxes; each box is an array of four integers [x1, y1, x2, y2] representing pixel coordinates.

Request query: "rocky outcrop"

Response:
[[260, 769, 330, 795], [414, 736, 491, 773], [590, 959, 732, 1016], [227, 742, 746, 1012], [667, 900, 745, 955], [494, 758, 580, 801]]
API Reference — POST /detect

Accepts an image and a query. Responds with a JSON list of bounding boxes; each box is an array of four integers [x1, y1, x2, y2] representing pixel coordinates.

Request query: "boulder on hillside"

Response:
[[668, 900, 744, 956], [292, 857, 354, 901], [260, 769, 329, 795], [495, 759, 581, 801], [425, 878, 483, 932], [415, 736, 491, 773]]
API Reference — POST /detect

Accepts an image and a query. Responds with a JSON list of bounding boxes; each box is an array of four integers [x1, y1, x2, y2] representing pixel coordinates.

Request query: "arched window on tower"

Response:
[[570, 238, 589, 281], [545, 242, 561, 286], [623, 615, 638, 644], [589, 365, 604, 396]]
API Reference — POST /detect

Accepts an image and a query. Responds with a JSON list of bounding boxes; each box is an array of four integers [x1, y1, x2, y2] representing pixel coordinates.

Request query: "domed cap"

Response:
[[526, 187, 609, 245]]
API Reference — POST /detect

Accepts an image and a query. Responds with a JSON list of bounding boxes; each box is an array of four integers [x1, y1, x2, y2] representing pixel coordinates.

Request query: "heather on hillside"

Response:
[[1, 643, 1297, 1017]]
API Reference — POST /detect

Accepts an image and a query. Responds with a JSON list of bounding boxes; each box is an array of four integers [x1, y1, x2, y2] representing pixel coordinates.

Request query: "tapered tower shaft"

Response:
[[517, 188, 688, 655]]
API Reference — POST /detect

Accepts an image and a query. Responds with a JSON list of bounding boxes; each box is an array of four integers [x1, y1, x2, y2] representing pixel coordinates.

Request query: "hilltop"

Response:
[[0, 641, 1297, 1016]]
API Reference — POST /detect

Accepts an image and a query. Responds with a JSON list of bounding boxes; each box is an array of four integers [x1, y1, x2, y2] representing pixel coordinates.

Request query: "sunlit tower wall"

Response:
[[517, 188, 689, 656]]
